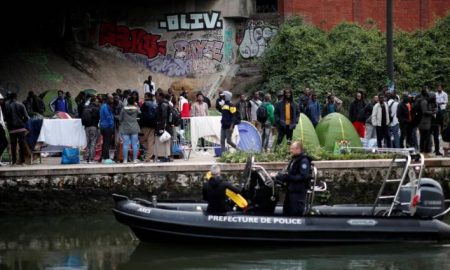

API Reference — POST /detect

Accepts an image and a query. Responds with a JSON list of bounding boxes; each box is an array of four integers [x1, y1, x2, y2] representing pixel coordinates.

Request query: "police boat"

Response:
[[113, 149, 450, 243]]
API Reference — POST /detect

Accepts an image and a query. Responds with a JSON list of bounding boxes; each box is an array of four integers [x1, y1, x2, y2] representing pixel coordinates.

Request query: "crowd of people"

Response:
[[0, 77, 448, 165]]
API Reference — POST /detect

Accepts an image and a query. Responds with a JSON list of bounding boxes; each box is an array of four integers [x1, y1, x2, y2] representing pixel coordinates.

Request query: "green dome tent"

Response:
[[39, 90, 77, 117], [315, 113, 362, 152], [293, 113, 320, 150], [82, 89, 97, 95]]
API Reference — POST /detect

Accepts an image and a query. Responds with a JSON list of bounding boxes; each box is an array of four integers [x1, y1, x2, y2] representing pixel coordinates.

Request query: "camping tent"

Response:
[[237, 121, 262, 153], [39, 90, 77, 117], [82, 89, 97, 95], [293, 113, 321, 150], [315, 113, 362, 152]]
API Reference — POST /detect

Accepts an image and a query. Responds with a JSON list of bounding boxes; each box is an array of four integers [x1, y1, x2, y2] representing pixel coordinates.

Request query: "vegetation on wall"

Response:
[[260, 14, 450, 100]]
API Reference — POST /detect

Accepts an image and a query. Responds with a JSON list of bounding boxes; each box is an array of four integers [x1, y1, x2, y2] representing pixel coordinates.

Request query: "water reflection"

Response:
[[120, 242, 450, 270], [0, 214, 135, 270], [0, 214, 450, 270]]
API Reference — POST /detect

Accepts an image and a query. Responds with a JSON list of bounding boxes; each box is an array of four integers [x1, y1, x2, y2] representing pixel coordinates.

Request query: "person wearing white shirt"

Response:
[[387, 94, 400, 148], [436, 84, 447, 133], [143, 76, 156, 95], [248, 92, 262, 130], [0, 93, 8, 165]]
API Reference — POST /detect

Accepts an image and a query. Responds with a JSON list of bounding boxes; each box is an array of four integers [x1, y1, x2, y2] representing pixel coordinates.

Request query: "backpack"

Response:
[[140, 101, 157, 127], [168, 106, 181, 126], [388, 100, 395, 123], [256, 103, 268, 123]]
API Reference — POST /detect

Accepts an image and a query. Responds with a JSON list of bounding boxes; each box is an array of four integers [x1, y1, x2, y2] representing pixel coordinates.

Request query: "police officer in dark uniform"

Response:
[[220, 91, 241, 153], [275, 141, 312, 216], [203, 165, 241, 213]]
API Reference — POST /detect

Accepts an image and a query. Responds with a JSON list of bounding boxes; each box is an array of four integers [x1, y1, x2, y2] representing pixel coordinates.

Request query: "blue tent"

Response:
[[237, 121, 262, 153]]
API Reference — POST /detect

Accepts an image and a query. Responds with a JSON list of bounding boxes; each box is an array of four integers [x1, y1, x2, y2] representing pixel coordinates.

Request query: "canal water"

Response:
[[1, 214, 450, 270]]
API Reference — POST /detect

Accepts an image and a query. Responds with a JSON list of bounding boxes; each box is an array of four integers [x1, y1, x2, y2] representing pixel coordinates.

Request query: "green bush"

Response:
[[261, 14, 450, 101]]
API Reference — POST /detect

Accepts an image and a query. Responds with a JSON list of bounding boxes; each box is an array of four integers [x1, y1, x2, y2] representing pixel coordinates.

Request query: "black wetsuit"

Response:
[[202, 176, 240, 213], [277, 153, 312, 216]]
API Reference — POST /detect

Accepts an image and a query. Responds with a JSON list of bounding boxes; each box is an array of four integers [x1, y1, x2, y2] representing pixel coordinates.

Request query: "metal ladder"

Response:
[[370, 149, 424, 217]]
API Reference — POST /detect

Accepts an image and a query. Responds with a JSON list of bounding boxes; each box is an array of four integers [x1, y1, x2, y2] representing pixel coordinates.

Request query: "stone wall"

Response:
[[1, 166, 449, 215]]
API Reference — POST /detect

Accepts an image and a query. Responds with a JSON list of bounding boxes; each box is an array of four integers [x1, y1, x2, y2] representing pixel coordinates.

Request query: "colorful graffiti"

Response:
[[99, 23, 167, 59], [223, 27, 234, 63], [159, 11, 223, 31], [146, 55, 191, 77], [238, 21, 278, 59], [173, 40, 224, 62]]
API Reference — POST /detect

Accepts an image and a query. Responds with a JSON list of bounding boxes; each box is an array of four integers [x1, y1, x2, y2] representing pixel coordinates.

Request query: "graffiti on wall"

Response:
[[99, 23, 167, 59], [238, 20, 278, 59], [159, 11, 223, 31], [173, 39, 224, 62], [146, 55, 191, 77], [223, 26, 234, 63]]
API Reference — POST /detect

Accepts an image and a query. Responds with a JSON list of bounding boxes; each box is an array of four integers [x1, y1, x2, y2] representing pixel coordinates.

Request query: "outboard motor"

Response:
[[397, 178, 445, 218]]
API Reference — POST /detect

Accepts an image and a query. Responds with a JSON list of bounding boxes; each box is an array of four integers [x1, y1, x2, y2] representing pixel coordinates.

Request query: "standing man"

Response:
[[99, 94, 115, 164], [248, 92, 262, 129], [236, 93, 249, 122], [275, 88, 299, 145], [371, 94, 391, 148], [215, 91, 225, 113], [50, 90, 68, 113], [387, 93, 400, 148], [139, 92, 157, 162], [364, 95, 379, 144], [81, 94, 100, 163], [418, 87, 434, 154], [274, 141, 312, 216], [260, 93, 275, 152], [0, 93, 9, 165], [436, 84, 447, 132], [191, 92, 209, 151], [349, 90, 367, 138], [154, 91, 171, 162], [220, 91, 240, 154], [397, 93, 414, 148], [5, 93, 30, 165], [307, 92, 321, 127], [144, 75, 156, 95]]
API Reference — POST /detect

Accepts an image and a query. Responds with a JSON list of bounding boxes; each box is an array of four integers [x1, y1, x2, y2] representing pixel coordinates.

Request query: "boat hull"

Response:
[[113, 195, 450, 244]]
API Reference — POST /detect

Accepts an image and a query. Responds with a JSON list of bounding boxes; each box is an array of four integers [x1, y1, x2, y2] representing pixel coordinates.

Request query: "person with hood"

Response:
[[275, 88, 299, 145], [220, 91, 240, 153], [81, 94, 100, 163], [100, 94, 115, 164], [202, 164, 241, 213], [349, 90, 367, 138], [274, 141, 312, 216], [119, 96, 141, 163]]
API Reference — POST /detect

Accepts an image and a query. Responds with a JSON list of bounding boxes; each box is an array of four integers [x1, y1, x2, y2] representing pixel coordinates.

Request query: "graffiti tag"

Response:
[[238, 20, 278, 59], [99, 23, 167, 59], [159, 11, 223, 31], [174, 39, 224, 62], [146, 55, 191, 77]]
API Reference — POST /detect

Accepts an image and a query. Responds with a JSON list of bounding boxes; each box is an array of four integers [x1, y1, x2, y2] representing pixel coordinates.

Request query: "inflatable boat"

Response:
[[113, 149, 450, 243]]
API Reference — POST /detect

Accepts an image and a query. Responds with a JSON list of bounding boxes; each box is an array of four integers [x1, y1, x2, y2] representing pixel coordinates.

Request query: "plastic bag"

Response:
[[61, 148, 80, 164], [159, 130, 171, 143]]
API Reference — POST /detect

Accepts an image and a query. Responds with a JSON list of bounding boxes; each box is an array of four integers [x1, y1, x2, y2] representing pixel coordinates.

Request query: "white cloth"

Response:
[[190, 116, 238, 151], [38, 119, 87, 147], [436, 91, 448, 110]]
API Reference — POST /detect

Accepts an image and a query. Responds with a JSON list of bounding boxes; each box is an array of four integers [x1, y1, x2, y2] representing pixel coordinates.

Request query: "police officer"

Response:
[[220, 91, 241, 153], [202, 164, 241, 213], [275, 141, 312, 216]]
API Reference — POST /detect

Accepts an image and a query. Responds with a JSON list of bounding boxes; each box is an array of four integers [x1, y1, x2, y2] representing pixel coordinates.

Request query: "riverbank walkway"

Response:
[[0, 150, 449, 177]]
